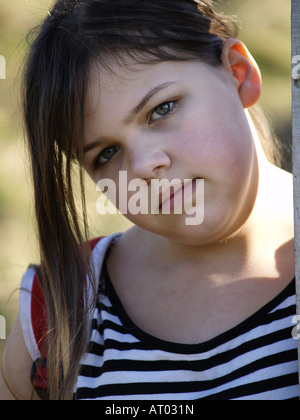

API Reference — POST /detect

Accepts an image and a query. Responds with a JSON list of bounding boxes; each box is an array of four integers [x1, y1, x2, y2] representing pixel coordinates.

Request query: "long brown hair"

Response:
[[22, 0, 277, 399]]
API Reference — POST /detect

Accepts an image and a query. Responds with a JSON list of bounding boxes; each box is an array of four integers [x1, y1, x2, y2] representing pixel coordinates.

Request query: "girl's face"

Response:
[[83, 58, 259, 246]]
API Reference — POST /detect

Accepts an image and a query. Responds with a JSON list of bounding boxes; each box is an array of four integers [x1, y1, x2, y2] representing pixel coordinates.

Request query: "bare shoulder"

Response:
[[0, 314, 40, 400]]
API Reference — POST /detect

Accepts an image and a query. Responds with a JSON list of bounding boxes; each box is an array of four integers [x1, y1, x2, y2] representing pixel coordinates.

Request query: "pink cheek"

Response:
[[173, 125, 221, 167], [174, 123, 250, 181]]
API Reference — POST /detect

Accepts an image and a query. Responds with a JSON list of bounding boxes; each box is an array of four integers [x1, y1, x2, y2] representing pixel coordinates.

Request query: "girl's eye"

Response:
[[95, 145, 119, 167], [150, 101, 175, 123]]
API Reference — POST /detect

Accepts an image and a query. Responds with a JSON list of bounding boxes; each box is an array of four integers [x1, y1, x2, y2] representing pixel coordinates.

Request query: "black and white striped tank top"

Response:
[[74, 235, 299, 400], [20, 234, 299, 400]]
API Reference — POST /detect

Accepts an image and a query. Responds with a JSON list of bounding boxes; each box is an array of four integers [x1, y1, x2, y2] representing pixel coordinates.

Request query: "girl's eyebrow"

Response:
[[83, 80, 178, 154], [123, 80, 178, 124]]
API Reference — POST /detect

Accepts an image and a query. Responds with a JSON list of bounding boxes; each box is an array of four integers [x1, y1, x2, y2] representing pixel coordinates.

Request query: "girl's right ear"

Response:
[[221, 38, 262, 108]]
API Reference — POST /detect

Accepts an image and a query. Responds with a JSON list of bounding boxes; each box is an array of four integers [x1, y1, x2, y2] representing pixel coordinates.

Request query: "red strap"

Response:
[[88, 237, 104, 251], [31, 275, 48, 354], [31, 237, 104, 354]]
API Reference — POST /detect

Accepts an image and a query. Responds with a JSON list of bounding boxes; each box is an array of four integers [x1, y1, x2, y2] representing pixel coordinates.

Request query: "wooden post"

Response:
[[292, 0, 300, 394]]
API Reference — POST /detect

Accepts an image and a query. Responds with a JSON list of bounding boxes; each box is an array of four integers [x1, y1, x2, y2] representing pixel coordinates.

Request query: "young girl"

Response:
[[0, 0, 298, 400]]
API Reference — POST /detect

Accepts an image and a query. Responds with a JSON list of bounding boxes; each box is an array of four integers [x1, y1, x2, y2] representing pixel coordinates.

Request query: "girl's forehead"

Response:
[[86, 60, 170, 118], [89, 59, 177, 90], [86, 58, 222, 106]]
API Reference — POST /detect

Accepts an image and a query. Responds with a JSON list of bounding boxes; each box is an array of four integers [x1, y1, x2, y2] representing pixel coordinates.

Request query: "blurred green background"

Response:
[[0, 0, 291, 347]]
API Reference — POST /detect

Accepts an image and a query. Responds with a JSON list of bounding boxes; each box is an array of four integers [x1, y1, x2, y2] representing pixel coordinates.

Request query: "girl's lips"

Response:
[[159, 178, 199, 212], [158, 182, 183, 210]]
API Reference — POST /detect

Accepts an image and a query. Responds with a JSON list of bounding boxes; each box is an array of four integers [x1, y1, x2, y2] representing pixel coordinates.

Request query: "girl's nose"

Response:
[[128, 144, 171, 181]]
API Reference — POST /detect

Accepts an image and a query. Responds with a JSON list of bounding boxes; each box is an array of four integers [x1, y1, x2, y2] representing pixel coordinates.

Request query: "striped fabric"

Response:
[[20, 235, 299, 400], [74, 239, 299, 400]]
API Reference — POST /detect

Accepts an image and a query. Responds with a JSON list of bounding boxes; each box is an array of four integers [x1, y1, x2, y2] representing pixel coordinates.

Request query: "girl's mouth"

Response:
[[159, 178, 200, 213]]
